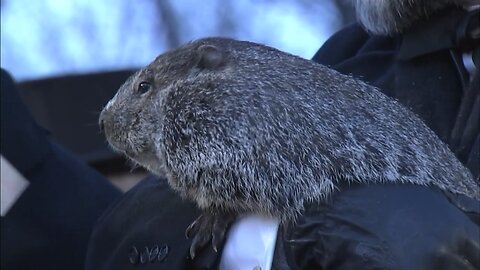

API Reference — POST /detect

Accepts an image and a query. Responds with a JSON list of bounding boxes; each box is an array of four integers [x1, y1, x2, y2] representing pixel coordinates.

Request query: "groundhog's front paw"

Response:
[[185, 211, 236, 259]]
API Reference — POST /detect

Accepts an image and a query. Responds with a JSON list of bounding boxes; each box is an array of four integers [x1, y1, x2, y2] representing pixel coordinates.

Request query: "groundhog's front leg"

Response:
[[185, 210, 236, 259]]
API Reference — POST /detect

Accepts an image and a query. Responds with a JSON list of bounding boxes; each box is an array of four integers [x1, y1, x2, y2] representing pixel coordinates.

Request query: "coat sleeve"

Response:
[[282, 183, 480, 270]]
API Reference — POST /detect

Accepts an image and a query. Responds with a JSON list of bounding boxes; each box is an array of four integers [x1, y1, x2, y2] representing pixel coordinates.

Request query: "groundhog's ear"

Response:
[[196, 45, 224, 69]]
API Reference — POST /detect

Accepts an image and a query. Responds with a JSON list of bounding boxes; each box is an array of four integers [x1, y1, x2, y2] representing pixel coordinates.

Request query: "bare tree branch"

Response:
[[155, 0, 181, 49]]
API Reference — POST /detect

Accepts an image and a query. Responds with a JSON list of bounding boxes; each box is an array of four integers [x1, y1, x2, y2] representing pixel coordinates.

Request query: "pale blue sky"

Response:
[[1, 0, 341, 80]]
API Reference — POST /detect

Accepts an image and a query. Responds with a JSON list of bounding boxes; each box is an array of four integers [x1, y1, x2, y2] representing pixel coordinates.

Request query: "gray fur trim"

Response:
[[350, 0, 471, 35]]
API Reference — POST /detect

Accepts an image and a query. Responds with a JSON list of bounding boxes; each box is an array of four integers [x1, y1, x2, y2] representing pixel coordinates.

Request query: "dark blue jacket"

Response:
[[0, 69, 122, 270]]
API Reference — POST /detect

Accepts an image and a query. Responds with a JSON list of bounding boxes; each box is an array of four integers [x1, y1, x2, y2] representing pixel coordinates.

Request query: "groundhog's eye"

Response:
[[137, 82, 151, 94]]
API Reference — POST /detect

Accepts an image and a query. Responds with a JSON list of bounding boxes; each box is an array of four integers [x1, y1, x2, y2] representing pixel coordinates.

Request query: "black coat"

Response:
[[0, 69, 122, 270], [86, 176, 479, 270], [86, 6, 480, 270]]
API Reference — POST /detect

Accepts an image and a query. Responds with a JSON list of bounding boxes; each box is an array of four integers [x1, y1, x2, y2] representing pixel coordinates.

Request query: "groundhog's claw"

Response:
[[186, 211, 235, 259], [185, 215, 201, 240]]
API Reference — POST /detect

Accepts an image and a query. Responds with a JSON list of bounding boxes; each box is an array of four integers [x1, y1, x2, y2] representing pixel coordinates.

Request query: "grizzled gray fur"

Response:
[[350, 0, 476, 35], [100, 37, 479, 223]]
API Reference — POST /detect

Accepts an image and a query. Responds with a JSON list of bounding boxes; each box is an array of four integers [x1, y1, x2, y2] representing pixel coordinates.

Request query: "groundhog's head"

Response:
[[99, 39, 232, 174]]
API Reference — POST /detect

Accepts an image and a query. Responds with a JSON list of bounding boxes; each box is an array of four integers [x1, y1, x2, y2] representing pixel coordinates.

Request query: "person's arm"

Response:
[[283, 183, 480, 270], [1, 69, 122, 270]]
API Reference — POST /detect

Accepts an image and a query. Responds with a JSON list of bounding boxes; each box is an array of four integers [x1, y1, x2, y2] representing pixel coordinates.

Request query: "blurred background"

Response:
[[1, 0, 356, 191]]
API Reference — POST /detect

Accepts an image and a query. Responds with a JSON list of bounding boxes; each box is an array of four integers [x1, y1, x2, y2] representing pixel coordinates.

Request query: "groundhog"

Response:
[[99, 37, 479, 258]]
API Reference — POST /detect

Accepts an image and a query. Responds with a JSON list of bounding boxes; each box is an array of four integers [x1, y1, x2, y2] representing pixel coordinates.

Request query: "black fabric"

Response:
[[0, 69, 122, 270], [281, 183, 480, 270], [1, 69, 52, 177], [449, 53, 480, 177], [85, 176, 221, 270]]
